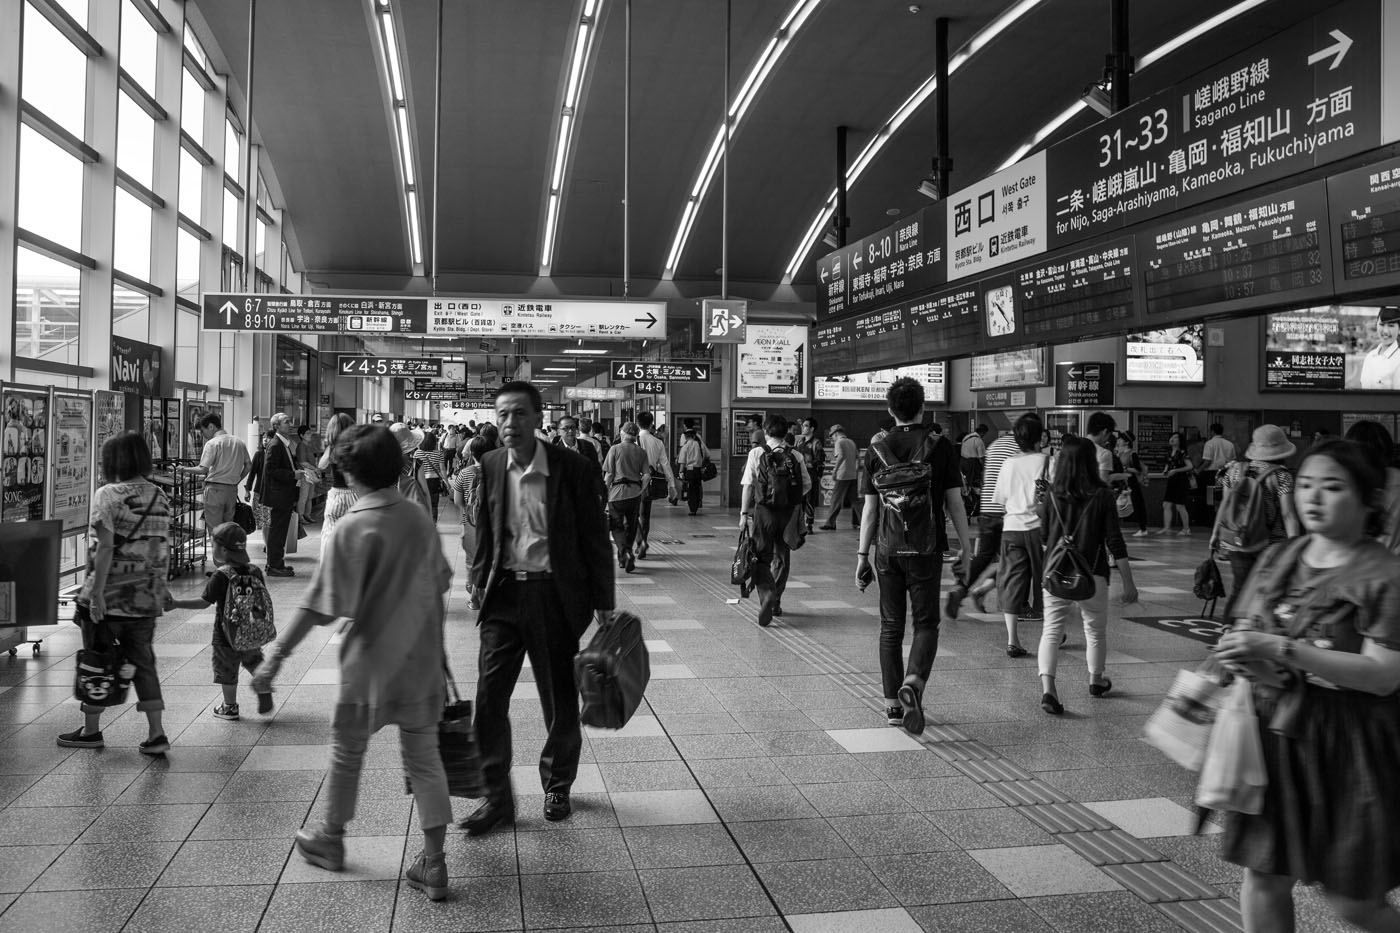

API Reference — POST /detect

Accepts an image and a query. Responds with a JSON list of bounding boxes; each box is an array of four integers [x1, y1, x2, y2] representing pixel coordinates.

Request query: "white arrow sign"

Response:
[[1307, 29, 1352, 70], [818, 266, 829, 283], [219, 301, 237, 325]]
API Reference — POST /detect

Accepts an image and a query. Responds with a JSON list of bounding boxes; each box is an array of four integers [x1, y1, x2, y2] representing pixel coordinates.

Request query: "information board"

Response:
[[563, 386, 628, 401], [634, 381, 667, 394], [969, 348, 1051, 391], [1045, 0, 1382, 248], [736, 326, 808, 400], [92, 390, 125, 486], [816, 204, 945, 321], [1141, 181, 1332, 319], [907, 286, 980, 361], [1134, 412, 1177, 471], [1054, 362, 1116, 407], [337, 356, 443, 378], [1263, 304, 1400, 391], [947, 151, 1048, 281], [1125, 324, 1206, 384], [814, 363, 947, 403], [202, 293, 426, 334], [404, 389, 466, 401], [974, 388, 1036, 409], [49, 392, 91, 533], [812, 318, 857, 377], [611, 361, 712, 383], [849, 306, 909, 372], [1007, 238, 1137, 342], [1327, 155, 1400, 290]]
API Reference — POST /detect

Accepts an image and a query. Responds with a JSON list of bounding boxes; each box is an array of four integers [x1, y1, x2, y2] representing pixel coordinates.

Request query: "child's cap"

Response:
[[210, 522, 250, 560]]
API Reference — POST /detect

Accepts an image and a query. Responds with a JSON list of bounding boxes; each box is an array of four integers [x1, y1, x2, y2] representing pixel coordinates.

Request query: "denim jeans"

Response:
[[876, 551, 943, 700], [324, 701, 453, 832]]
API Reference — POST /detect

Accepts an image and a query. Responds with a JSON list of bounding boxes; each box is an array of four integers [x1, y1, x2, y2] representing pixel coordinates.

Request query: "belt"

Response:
[[506, 570, 553, 581]]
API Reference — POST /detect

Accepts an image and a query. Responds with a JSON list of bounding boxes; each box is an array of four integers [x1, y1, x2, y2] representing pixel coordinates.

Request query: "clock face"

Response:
[[985, 285, 1016, 337]]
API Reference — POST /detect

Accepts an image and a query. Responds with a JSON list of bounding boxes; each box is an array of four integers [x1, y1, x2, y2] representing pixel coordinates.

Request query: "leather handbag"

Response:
[[575, 611, 650, 730], [646, 471, 668, 501], [406, 665, 484, 799]]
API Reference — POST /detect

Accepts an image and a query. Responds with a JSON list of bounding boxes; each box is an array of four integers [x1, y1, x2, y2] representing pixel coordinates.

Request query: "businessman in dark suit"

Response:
[[260, 413, 300, 577], [463, 381, 613, 834]]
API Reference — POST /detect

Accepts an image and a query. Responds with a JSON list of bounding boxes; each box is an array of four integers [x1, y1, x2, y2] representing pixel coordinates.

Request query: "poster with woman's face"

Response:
[[1, 388, 49, 523]]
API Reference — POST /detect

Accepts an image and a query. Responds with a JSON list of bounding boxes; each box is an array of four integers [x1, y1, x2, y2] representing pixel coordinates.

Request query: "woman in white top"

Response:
[[991, 413, 1049, 658]]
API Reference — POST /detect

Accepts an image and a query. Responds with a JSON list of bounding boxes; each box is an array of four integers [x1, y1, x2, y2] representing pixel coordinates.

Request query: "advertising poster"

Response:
[[1125, 325, 1205, 384], [969, 348, 1050, 391], [93, 390, 125, 486], [110, 337, 162, 395], [49, 393, 92, 532], [1, 386, 49, 523], [736, 325, 807, 400], [163, 398, 182, 459], [814, 363, 947, 403], [142, 397, 165, 461], [185, 399, 210, 461], [1264, 305, 1400, 391]]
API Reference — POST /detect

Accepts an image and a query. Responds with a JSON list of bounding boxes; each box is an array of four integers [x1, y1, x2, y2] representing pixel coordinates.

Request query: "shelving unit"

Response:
[[154, 460, 207, 578]]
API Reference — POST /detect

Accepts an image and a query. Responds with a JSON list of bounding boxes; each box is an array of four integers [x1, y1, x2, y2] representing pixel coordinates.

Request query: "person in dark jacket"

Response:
[[1035, 436, 1138, 714], [256, 413, 300, 577]]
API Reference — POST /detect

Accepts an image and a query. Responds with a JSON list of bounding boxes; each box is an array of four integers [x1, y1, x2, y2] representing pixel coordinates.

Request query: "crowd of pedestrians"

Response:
[[53, 376, 1400, 927]]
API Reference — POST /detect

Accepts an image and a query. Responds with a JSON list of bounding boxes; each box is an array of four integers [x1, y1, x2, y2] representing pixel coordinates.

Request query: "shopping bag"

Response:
[[406, 669, 484, 799], [1144, 666, 1228, 772], [731, 525, 757, 597], [284, 512, 300, 555], [1194, 678, 1268, 824], [782, 505, 807, 551], [72, 605, 130, 708], [233, 501, 257, 534], [575, 611, 651, 729]]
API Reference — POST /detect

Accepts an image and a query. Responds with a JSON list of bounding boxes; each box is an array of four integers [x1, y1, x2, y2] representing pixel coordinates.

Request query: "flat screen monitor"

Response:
[[1263, 304, 1400, 392], [1124, 324, 1205, 384]]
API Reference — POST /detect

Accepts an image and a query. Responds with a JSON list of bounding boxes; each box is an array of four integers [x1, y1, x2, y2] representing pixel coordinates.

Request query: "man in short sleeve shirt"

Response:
[[857, 377, 970, 735]]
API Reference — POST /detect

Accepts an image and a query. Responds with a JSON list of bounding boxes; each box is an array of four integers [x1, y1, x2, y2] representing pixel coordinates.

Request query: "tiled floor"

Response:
[[0, 504, 1366, 931]]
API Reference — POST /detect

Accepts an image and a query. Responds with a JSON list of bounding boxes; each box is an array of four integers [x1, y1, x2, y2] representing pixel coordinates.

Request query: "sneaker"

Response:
[[885, 705, 904, 726], [405, 851, 448, 901], [139, 734, 170, 755], [1017, 611, 1043, 623], [1132, 529, 1151, 537], [897, 680, 925, 735], [295, 826, 345, 871], [213, 703, 240, 721], [944, 588, 965, 621], [257, 693, 275, 714], [57, 729, 104, 749]]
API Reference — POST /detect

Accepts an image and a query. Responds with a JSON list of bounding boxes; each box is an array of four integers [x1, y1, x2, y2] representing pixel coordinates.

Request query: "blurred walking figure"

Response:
[[603, 423, 650, 572], [992, 414, 1049, 657], [1210, 425, 1300, 620], [819, 424, 859, 529], [795, 418, 825, 533], [319, 413, 357, 544], [676, 427, 709, 516]]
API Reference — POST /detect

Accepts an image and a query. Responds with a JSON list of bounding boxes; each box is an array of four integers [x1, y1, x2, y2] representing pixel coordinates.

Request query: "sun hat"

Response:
[[1245, 424, 1296, 462], [828, 424, 845, 436], [389, 422, 423, 453], [210, 522, 250, 561]]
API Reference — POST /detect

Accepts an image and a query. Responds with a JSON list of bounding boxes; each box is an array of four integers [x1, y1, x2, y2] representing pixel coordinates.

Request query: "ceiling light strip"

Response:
[[540, 1, 606, 273], [781, 0, 1047, 281], [995, 0, 1270, 171], [661, 0, 824, 279], [372, 1, 423, 267]]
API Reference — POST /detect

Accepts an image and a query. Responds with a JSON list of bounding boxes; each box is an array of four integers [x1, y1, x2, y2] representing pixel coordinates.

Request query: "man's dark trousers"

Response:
[[750, 504, 793, 603], [475, 578, 583, 799], [265, 505, 291, 569], [877, 551, 942, 699]]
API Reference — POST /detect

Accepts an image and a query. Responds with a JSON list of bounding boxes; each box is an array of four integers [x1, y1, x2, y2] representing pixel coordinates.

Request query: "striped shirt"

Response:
[[979, 435, 1019, 517]]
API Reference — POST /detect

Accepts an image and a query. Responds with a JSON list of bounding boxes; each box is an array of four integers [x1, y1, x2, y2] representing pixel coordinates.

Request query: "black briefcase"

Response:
[[575, 611, 650, 729]]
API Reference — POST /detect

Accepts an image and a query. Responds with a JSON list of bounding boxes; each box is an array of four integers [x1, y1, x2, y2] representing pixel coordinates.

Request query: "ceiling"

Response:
[[190, 0, 1324, 308]]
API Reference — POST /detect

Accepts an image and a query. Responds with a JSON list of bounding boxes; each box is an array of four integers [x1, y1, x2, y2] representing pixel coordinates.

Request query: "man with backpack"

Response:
[[857, 378, 970, 734], [1209, 424, 1301, 620], [741, 415, 811, 627]]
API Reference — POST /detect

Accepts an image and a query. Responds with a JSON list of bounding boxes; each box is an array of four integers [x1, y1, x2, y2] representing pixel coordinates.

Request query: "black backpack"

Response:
[[1216, 464, 1281, 554], [1193, 555, 1227, 618], [755, 447, 803, 509], [1042, 493, 1097, 601], [870, 433, 938, 557]]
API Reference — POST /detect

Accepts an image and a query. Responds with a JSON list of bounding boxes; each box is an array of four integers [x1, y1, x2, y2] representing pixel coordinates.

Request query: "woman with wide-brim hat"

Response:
[[390, 422, 429, 511], [1210, 424, 1302, 620]]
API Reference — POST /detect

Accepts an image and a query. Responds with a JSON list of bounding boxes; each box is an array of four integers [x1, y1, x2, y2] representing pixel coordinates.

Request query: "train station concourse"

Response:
[[4, 0, 1400, 929]]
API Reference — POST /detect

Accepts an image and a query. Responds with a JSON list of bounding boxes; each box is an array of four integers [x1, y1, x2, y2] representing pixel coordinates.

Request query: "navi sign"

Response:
[[611, 361, 712, 383], [336, 356, 443, 378]]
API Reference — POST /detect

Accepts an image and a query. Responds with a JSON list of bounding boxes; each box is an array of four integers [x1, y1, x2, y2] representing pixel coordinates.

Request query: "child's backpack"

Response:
[[222, 566, 276, 651], [870, 434, 937, 557], [755, 447, 803, 510], [1216, 464, 1281, 554]]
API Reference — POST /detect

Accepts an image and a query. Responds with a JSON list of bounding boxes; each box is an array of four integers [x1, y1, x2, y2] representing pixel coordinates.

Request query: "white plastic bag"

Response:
[[1144, 668, 1226, 772], [1194, 678, 1268, 816]]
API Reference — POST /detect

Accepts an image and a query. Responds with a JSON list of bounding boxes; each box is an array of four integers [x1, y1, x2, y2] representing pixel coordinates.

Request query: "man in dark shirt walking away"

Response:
[[857, 377, 970, 734]]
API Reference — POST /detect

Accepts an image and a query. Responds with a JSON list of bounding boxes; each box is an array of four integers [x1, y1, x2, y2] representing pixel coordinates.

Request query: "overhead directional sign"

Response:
[[634, 380, 667, 394], [404, 389, 466, 401], [202, 294, 665, 339], [413, 380, 467, 392], [702, 299, 747, 343], [611, 361, 712, 383], [564, 386, 628, 401], [336, 356, 442, 378], [1054, 361, 1116, 407], [427, 299, 665, 339]]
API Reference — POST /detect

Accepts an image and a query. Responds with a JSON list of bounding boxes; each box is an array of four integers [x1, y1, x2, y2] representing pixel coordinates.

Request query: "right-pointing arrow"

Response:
[[1306, 29, 1352, 70]]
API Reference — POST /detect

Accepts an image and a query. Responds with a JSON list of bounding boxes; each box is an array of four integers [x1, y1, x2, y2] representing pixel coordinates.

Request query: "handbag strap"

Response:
[[443, 660, 463, 704]]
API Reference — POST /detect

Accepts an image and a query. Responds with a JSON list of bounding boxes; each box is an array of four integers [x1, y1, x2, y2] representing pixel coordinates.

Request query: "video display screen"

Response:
[[1124, 324, 1205, 384], [969, 347, 1050, 391], [814, 363, 946, 403], [1264, 304, 1400, 391]]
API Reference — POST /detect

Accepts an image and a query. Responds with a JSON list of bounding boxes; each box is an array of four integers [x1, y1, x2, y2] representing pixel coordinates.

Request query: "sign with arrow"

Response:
[[336, 356, 443, 378], [1054, 361, 1115, 407], [611, 361, 712, 383], [701, 298, 747, 343], [426, 299, 666, 339]]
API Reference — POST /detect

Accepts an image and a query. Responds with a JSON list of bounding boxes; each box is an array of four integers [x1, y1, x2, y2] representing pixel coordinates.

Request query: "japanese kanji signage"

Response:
[[702, 299, 747, 343], [1045, 0, 1381, 248], [563, 386, 628, 401], [1326, 154, 1400, 290], [611, 361, 712, 383], [336, 356, 443, 378], [202, 294, 427, 334], [427, 299, 665, 339], [633, 380, 667, 394], [947, 150, 1048, 281], [816, 204, 946, 321], [1055, 362, 1116, 407]]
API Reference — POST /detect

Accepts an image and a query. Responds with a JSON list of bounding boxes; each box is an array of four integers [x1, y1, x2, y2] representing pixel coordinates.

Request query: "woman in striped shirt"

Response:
[[413, 431, 450, 522]]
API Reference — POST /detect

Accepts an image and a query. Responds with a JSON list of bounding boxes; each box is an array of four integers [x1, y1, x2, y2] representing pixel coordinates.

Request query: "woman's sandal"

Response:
[[1006, 644, 1029, 658], [1089, 678, 1113, 698], [1040, 693, 1064, 715]]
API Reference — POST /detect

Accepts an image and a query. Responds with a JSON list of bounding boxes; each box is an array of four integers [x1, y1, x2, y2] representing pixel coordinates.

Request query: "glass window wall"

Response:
[[21, 3, 88, 137], [17, 125, 83, 247], [117, 91, 155, 189], [14, 247, 82, 364]]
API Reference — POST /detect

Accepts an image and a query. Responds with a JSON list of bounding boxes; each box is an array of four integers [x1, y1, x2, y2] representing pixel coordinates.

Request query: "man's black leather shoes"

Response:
[[460, 798, 514, 836], [543, 792, 571, 822]]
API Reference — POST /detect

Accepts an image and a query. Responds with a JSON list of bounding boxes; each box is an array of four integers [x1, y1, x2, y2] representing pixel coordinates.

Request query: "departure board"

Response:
[[849, 305, 910, 371], [1141, 182, 1332, 319], [815, 204, 946, 321], [812, 318, 858, 377], [908, 286, 980, 361], [1013, 238, 1137, 340], [1327, 156, 1400, 292]]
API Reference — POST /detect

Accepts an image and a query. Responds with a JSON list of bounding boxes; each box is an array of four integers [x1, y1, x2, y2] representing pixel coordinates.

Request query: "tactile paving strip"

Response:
[[983, 780, 1073, 806], [1103, 861, 1225, 903], [1018, 801, 1118, 833], [948, 757, 1038, 783], [1156, 898, 1245, 933], [1057, 829, 1169, 866], [928, 740, 1001, 762]]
